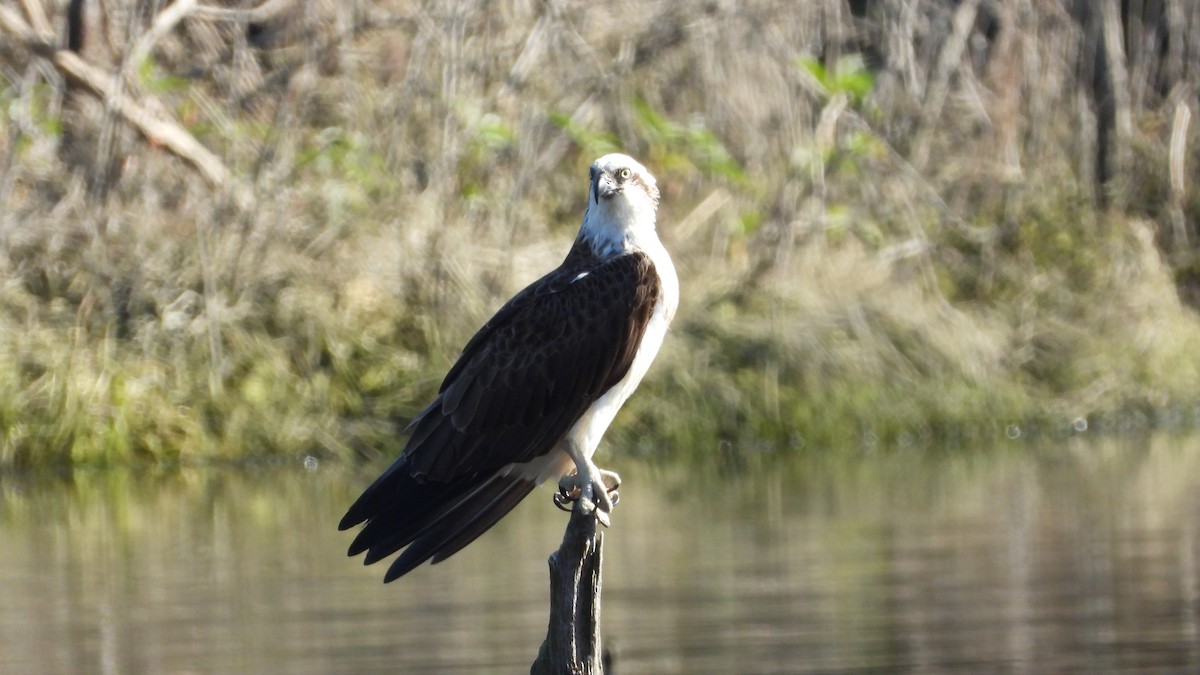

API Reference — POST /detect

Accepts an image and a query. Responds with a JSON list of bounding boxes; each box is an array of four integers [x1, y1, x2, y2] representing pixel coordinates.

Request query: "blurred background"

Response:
[[2, 0, 1199, 672]]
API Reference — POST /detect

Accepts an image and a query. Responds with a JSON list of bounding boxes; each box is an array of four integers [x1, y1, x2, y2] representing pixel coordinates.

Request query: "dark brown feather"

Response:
[[340, 241, 662, 581]]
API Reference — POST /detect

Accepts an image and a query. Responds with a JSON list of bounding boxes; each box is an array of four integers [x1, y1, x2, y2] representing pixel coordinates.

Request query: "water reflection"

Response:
[[2, 435, 1199, 673]]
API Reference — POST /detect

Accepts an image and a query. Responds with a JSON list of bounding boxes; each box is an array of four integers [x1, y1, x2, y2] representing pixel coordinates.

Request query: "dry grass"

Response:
[[2, 0, 1199, 467]]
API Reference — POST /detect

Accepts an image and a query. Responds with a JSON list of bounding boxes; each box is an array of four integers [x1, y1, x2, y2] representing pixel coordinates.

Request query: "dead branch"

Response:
[[1100, 0, 1133, 190], [530, 504, 607, 675], [19, 0, 52, 37], [127, 0, 198, 74], [0, 3, 252, 209], [1169, 99, 1191, 247], [191, 0, 294, 23]]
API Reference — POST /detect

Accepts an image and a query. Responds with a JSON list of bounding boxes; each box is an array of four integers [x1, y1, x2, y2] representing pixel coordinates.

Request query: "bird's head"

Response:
[[581, 154, 660, 255]]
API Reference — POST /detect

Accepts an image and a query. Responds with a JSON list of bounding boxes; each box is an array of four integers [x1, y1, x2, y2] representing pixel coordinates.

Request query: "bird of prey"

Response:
[[339, 154, 679, 582]]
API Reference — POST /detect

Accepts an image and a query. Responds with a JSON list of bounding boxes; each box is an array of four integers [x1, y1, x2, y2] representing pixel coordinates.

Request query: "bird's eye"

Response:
[[617, 168, 631, 180]]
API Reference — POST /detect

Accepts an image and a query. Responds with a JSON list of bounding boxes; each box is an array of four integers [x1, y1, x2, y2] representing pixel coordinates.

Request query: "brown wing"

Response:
[[339, 250, 661, 581]]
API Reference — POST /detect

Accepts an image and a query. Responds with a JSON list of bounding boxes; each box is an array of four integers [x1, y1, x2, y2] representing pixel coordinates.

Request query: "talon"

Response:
[[599, 469, 621, 492], [554, 473, 583, 511], [557, 446, 622, 527], [553, 491, 574, 512], [557, 472, 581, 496]]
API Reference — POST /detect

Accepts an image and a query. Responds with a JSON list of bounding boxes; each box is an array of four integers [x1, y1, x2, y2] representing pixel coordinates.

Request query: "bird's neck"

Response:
[[566, 204, 678, 324], [577, 201, 659, 259]]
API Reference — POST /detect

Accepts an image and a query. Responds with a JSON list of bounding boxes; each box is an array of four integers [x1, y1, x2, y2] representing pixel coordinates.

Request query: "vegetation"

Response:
[[1, 0, 1199, 468]]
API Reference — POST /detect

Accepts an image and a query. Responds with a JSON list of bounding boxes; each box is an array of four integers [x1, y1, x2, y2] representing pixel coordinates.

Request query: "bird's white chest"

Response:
[[568, 238, 678, 459]]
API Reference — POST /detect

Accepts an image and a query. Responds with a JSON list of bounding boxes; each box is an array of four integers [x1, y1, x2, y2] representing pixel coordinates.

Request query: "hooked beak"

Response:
[[593, 173, 618, 203]]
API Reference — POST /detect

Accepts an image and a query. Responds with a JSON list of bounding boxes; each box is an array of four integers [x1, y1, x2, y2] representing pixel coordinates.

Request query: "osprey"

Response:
[[339, 154, 678, 581]]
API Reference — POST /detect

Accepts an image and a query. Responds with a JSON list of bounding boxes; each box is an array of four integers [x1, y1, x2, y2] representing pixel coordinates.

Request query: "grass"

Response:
[[2, 0, 1200, 468]]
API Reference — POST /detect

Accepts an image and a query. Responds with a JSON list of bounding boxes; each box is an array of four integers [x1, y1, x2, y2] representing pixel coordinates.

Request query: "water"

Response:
[[2, 435, 1199, 674]]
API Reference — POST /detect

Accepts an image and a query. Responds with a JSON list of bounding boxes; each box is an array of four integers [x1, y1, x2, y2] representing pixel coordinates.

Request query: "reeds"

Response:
[[1, 0, 1199, 466]]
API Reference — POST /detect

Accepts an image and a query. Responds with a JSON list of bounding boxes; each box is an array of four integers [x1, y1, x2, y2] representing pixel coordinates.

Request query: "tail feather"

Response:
[[429, 478, 536, 564], [339, 456, 426, 531], [340, 454, 537, 581], [349, 472, 484, 561], [382, 476, 535, 582]]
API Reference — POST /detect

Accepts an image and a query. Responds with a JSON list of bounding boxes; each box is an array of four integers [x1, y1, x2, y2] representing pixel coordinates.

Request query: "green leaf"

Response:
[[549, 111, 621, 156], [798, 57, 829, 90], [797, 54, 874, 105]]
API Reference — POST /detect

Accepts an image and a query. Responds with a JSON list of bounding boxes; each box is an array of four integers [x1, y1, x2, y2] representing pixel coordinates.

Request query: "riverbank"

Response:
[[2, 1, 1199, 467]]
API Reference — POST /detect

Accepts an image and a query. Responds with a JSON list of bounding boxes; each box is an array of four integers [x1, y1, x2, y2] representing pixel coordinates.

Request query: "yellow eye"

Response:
[[617, 168, 631, 180]]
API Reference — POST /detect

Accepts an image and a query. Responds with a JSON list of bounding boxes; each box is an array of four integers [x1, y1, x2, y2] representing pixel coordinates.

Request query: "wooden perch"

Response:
[[0, 3, 252, 210], [530, 503, 607, 675]]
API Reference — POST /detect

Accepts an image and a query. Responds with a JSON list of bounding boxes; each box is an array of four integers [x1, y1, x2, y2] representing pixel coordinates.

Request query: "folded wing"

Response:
[[339, 250, 660, 581]]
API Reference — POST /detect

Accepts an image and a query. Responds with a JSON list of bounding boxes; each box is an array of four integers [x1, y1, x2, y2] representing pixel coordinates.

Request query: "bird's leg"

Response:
[[553, 441, 621, 526], [555, 469, 621, 508]]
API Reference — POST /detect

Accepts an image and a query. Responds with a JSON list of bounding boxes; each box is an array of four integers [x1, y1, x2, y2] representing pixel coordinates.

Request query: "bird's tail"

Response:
[[339, 459, 535, 581]]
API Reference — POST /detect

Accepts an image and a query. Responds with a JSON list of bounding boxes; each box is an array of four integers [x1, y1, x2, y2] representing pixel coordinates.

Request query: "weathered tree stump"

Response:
[[530, 501, 606, 675]]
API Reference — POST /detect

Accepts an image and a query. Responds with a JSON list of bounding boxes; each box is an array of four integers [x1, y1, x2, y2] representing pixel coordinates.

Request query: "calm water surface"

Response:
[[2, 435, 1199, 674]]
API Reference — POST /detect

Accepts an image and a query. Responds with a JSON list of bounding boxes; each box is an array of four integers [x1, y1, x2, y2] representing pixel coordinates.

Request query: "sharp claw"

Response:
[[556, 463, 621, 526], [553, 491, 574, 512]]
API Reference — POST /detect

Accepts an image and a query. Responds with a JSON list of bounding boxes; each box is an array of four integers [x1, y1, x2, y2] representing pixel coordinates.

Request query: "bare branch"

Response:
[[19, 0, 52, 39], [192, 0, 294, 23], [1169, 102, 1191, 205], [127, 0, 198, 73], [0, 5, 50, 47], [1100, 0, 1133, 175], [911, 0, 981, 170], [0, 4, 253, 209], [1169, 100, 1191, 247]]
